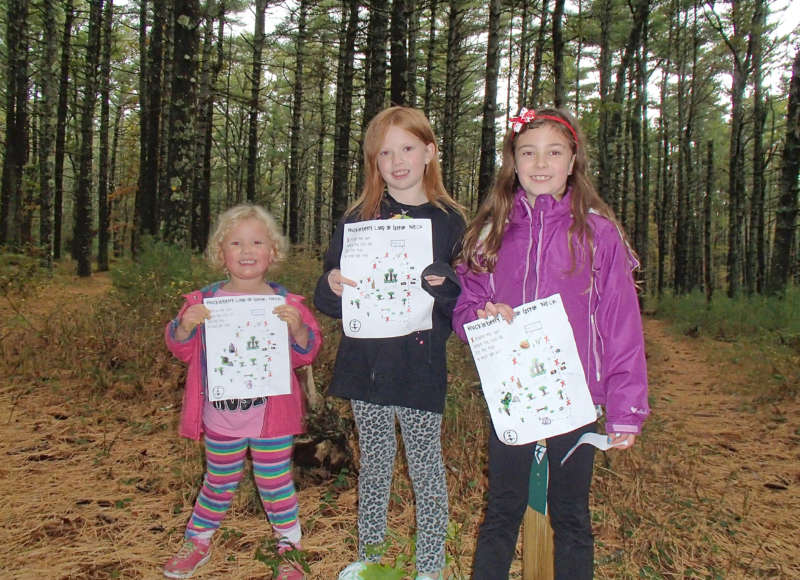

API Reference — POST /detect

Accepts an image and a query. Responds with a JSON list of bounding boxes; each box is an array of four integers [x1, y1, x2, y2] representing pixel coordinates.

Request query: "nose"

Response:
[[534, 152, 547, 168]]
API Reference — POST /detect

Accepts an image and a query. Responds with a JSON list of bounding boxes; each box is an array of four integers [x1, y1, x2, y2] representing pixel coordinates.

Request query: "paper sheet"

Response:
[[463, 294, 596, 445], [560, 432, 623, 465], [340, 219, 433, 338], [203, 295, 291, 401]]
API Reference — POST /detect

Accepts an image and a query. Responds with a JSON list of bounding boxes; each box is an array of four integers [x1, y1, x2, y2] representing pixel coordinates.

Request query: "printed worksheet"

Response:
[[203, 295, 291, 401], [463, 294, 596, 445], [341, 219, 433, 338]]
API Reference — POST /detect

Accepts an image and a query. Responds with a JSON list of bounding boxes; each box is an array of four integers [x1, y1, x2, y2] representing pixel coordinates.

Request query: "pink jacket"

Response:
[[165, 281, 322, 440]]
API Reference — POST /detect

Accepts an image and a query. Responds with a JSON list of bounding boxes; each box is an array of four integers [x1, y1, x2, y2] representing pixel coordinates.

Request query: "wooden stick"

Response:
[[522, 506, 554, 580]]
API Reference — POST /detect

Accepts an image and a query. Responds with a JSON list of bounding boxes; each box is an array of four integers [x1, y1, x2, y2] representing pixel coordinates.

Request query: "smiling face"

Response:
[[220, 217, 274, 286], [513, 124, 576, 202], [376, 125, 436, 205]]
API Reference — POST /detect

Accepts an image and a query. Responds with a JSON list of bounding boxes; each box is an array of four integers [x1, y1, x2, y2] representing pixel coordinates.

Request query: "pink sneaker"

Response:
[[163, 538, 211, 578], [276, 560, 305, 580]]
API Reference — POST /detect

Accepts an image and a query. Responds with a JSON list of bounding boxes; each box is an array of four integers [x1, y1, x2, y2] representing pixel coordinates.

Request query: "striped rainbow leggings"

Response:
[[185, 432, 301, 546]]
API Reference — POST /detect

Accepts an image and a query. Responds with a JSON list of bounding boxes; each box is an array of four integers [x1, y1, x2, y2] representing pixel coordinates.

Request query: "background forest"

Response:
[[1, 0, 799, 298], [1, 1, 800, 578]]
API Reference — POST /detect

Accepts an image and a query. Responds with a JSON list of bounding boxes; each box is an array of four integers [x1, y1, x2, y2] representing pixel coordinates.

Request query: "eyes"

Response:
[[519, 148, 566, 158], [228, 239, 266, 246], [379, 145, 416, 156]]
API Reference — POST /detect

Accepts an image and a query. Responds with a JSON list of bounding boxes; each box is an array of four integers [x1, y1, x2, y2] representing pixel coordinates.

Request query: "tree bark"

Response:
[[163, 0, 200, 245], [288, 0, 308, 243], [767, 47, 800, 295], [74, 0, 105, 277], [331, 0, 358, 225], [551, 0, 566, 107], [97, 0, 114, 271], [38, 0, 59, 268], [0, 0, 30, 248], [391, 0, 409, 106], [247, 0, 267, 203], [53, 0, 75, 260], [477, 0, 501, 207]]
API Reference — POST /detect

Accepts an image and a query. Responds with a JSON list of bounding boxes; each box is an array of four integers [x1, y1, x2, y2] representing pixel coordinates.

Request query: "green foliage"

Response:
[[110, 237, 215, 322], [652, 287, 800, 340], [0, 251, 50, 296], [254, 537, 311, 576]]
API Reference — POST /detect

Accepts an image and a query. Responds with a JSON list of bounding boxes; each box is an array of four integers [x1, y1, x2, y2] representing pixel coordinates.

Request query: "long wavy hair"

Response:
[[459, 107, 627, 274], [349, 106, 464, 220]]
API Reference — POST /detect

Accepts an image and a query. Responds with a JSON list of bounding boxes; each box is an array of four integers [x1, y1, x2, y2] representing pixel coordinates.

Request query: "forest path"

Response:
[[0, 272, 796, 578]]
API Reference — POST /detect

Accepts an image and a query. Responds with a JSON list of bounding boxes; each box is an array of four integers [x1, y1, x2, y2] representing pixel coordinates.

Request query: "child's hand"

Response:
[[177, 304, 211, 339], [327, 269, 357, 297], [423, 274, 446, 287], [608, 433, 636, 450], [274, 304, 309, 348], [477, 301, 514, 323]]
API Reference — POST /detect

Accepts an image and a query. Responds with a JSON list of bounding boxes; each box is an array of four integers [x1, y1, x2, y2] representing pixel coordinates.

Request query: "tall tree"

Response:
[[288, 0, 309, 243], [391, 0, 409, 105], [767, 46, 800, 295], [74, 0, 105, 276], [477, 0, 501, 206], [163, 0, 201, 244], [423, 0, 438, 118], [97, 0, 115, 271], [527, 0, 549, 108], [53, 0, 75, 259], [364, 0, 389, 125], [135, 0, 166, 251], [330, 0, 359, 225], [38, 0, 59, 268], [747, 0, 767, 293], [247, 0, 267, 203], [1, 0, 30, 247], [441, 0, 465, 193], [551, 0, 566, 107]]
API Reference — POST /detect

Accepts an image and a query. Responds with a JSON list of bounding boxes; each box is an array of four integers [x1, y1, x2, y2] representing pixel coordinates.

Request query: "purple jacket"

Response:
[[453, 189, 650, 434], [165, 281, 322, 441]]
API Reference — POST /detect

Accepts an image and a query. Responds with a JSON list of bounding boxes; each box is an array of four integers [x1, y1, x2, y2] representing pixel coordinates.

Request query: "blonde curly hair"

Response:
[[205, 204, 288, 272]]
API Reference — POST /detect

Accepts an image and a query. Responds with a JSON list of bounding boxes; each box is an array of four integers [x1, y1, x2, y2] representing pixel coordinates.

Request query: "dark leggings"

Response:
[[472, 421, 597, 580]]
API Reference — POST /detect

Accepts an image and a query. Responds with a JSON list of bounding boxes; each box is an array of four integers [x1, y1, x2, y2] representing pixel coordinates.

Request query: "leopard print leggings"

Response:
[[351, 400, 448, 575]]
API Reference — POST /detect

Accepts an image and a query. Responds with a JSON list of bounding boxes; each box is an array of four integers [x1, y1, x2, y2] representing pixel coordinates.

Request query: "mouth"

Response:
[[529, 175, 551, 182], [391, 169, 410, 179], [239, 260, 256, 265]]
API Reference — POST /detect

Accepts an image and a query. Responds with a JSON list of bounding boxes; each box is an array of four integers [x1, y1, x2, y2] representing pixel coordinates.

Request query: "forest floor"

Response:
[[0, 270, 797, 579]]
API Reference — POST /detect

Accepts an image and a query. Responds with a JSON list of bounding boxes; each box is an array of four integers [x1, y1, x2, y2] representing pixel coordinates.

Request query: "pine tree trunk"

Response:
[[330, 0, 358, 225], [748, 0, 767, 293], [442, 0, 464, 194], [0, 0, 30, 248], [391, 0, 408, 106], [288, 0, 308, 243], [767, 47, 800, 295], [53, 0, 74, 259], [97, 0, 114, 272], [423, 0, 437, 118], [163, 0, 200, 245], [704, 139, 714, 303], [38, 0, 59, 268], [551, 0, 566, 107], [527, 0, 548, 109], [247, 0, 267, 203], [477, 0, 501, 207], [407, 0, 418, 108], [74, 0, 104, 277]]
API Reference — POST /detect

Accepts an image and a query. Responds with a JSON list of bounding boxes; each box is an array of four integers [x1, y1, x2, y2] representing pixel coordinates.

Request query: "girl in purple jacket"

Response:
[[163, 204, 321, 580], [453, 108, 649, 579]]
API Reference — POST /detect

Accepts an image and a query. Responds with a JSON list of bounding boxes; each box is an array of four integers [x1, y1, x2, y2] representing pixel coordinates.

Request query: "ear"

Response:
[[424, 142, 436, 164]]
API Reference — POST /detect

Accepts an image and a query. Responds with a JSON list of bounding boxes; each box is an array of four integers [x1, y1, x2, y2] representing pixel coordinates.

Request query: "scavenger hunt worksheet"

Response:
[[341, 218, 433, 338], [463, 294, 596, 445], [203, 295, 291, 401]]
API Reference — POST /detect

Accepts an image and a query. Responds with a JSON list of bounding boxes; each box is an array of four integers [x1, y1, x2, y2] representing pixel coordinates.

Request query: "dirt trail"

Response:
[[0, 274, 797, 579]]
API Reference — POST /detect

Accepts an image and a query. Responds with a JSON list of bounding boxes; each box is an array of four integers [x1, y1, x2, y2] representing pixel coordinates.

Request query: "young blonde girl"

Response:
[[164, 204, 322, 579], [453, 108, 650, 579], [314, 106, 465, 580]]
